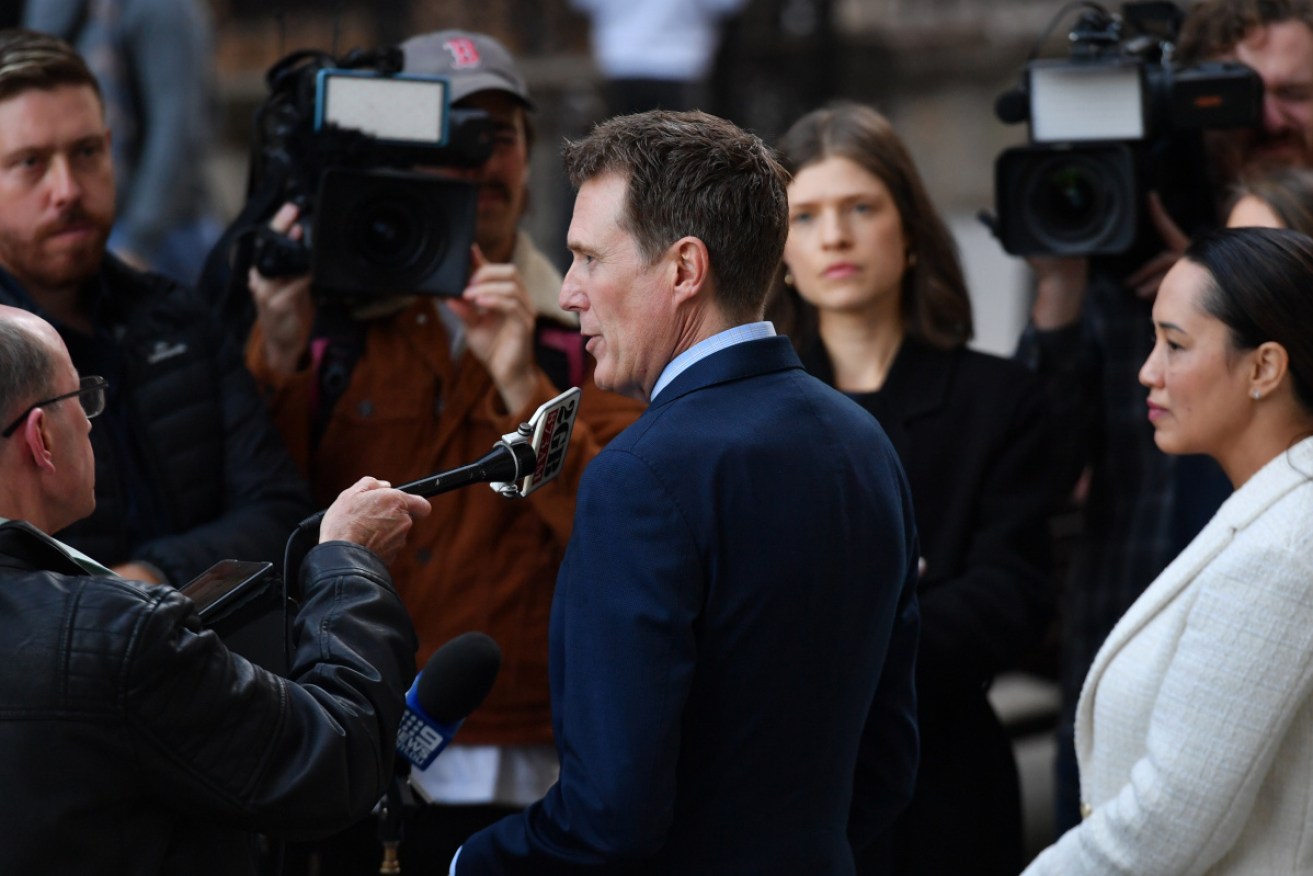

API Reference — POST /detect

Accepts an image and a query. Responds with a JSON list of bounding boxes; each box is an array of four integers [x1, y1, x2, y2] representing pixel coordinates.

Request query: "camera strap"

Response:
[[307, 314, 367, 450]]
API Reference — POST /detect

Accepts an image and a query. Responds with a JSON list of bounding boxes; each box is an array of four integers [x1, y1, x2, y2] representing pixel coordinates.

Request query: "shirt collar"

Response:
[[650, 321, 776, 402]]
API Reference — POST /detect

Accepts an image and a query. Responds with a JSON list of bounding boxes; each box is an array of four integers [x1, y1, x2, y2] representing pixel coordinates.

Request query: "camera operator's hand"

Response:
[[447, 244, 539, 414], [248, 202, 315, 375], [1028, 255, 1089, 330], [320, 476, 431, 565], [1124, 191, 1190, 300]]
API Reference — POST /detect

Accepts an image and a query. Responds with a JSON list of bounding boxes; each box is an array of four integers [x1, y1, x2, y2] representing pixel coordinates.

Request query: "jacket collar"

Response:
[[1111, 435, 1313, 628], [648, 336, 804, 409], [1076, 436, 1313, 763], [0, 520, 87, 577], [0, 256, 133, 334]]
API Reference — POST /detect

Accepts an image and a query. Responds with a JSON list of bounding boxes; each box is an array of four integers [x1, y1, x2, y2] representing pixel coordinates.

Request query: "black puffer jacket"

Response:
[[0, 520, 417, 875], [0, 256, 312, 582]]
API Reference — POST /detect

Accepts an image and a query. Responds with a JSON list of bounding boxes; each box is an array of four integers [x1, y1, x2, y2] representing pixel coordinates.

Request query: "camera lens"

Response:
[[313, 167, 478, 300], [360, 201, 422, 263], [996, 144, 1136, 256], [344, 184, 447, 285], [1034, 164, 1102, 233], [1025, 155, 1118, 246]]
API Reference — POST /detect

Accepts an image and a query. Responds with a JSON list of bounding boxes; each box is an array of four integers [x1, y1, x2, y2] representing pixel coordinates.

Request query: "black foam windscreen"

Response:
[[415, 631, 503, 725]]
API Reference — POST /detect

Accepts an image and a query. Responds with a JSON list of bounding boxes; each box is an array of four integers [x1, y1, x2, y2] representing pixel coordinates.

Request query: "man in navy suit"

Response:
[[455, 110, 920, 874]]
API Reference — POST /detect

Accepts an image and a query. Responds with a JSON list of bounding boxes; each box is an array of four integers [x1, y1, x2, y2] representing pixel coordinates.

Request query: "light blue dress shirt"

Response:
[[650, 321, 776, 402]]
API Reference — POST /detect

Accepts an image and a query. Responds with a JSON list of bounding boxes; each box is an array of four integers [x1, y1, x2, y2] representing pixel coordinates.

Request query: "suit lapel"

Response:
[[1076, 439, 1313, 763]]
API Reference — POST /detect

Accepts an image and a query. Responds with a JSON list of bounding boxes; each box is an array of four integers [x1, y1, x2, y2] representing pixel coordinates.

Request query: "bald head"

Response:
[[0, 304, 60, 430], [0, 304, 97, 533]]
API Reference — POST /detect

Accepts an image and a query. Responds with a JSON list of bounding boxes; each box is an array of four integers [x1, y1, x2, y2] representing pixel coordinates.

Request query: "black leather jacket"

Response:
[[0, 521, 417, 875], [0, 256, 312, 583]]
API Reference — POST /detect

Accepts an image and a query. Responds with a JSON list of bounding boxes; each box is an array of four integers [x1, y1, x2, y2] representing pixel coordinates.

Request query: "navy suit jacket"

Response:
[[459, 336, 920, 874]]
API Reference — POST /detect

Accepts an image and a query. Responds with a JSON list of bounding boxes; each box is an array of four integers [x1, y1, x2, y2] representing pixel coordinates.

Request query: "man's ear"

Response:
[[670, 236, 711, 307], [21, 410, 56, 473]]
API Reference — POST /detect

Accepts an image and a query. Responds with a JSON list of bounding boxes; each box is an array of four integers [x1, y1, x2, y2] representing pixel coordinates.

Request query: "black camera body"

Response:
[[993, 2, 1262, 260], [244, 48, 493, 308]]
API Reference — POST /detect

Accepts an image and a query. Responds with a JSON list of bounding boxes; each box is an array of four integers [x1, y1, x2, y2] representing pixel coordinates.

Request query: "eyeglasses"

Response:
[[2, 375, 108, 438]]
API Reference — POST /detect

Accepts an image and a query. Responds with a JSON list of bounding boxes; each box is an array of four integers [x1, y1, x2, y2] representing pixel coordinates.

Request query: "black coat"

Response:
[[0, 256, 311, 583], [0, 520, 417, 875], [801, 336, 1057, 876]]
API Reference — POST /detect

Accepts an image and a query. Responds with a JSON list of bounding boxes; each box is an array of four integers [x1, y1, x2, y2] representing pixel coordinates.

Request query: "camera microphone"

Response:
[[994, 86, 1029, 125]]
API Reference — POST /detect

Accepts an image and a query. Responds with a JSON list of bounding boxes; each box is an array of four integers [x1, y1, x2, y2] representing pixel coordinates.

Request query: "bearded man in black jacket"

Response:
[[0, 303, 432, 874], [0, 28, 310, 584]]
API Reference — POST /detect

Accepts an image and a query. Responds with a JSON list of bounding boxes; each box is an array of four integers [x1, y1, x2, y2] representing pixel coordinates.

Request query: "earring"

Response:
[[1251, 389, 1262, 400], [783, 272, 795, 287]]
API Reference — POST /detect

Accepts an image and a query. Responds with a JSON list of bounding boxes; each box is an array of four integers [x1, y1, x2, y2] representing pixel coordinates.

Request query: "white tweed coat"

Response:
[[1024, 436, 1313, 875]]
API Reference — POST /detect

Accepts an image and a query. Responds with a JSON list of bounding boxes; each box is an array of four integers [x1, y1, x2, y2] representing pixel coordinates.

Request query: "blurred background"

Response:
[[196, 0, 1074, 354]]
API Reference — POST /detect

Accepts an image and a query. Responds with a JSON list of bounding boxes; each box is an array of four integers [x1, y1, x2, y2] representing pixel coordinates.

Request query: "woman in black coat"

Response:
[[772, 102, 1058, 875]]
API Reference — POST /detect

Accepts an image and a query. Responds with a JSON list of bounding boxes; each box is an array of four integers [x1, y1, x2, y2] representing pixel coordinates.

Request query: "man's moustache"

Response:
[[479, 183, 511, 202], [40, 208, 100, 238]]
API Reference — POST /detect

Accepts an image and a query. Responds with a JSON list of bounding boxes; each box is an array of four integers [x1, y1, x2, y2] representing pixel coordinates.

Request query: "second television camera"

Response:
[[240, 46, 494, 307], [992, 1, 1262, 260]]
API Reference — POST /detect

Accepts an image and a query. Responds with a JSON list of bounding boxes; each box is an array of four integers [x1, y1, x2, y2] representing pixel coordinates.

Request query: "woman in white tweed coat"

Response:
[[1023, 227, 1313, 875]]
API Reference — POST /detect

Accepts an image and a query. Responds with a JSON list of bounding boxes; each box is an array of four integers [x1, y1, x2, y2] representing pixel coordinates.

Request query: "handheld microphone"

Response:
[[295, 386, 582, 531], [396, 631, 503, 770], [399, 385, 582, 500]]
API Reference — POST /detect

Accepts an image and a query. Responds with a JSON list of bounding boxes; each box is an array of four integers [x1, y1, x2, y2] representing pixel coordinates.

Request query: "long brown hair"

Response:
[[770, 102, 973, 350], [1227, 165, 1313, 235]]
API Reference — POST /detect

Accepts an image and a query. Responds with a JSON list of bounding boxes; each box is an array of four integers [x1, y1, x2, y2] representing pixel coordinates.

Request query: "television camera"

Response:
[[209, 45, 494, 317], [992, 1, 1262, 263]]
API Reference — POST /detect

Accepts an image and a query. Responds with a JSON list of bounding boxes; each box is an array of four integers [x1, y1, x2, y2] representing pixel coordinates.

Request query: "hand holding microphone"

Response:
[[397, 384, 581, 500], [295, 386, 582, 536], [319, 477, 432, 564]]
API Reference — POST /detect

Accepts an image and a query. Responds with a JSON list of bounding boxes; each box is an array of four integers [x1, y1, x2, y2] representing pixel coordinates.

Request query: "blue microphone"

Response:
[[396, 631, 502, 769]]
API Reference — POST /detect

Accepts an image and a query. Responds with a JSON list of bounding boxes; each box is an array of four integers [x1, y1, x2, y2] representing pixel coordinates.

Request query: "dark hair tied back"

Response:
[[1186, 226, 1313, 414]]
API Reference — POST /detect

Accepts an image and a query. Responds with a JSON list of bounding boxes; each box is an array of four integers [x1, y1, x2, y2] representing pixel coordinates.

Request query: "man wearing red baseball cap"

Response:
[[244, 28, 642, 876]]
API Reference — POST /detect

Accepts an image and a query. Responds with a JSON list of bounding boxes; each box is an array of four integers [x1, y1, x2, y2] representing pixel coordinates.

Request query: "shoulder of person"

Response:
[[0, 521, 84, 576], [942, 344, 1045, 398], [102, 253, 208, 316], [102, 255, 230, 346]]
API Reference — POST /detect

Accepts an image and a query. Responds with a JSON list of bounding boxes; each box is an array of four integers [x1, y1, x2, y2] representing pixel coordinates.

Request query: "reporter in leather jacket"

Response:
[[0, 305, 431, 875]]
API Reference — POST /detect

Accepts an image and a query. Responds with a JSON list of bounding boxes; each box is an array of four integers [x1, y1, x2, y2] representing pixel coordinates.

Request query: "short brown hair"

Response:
[[562, 110, 789, 322], [772, 102, 973, 350], [0, 28, 100, 104], [1178, 0, 1313, 63]]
